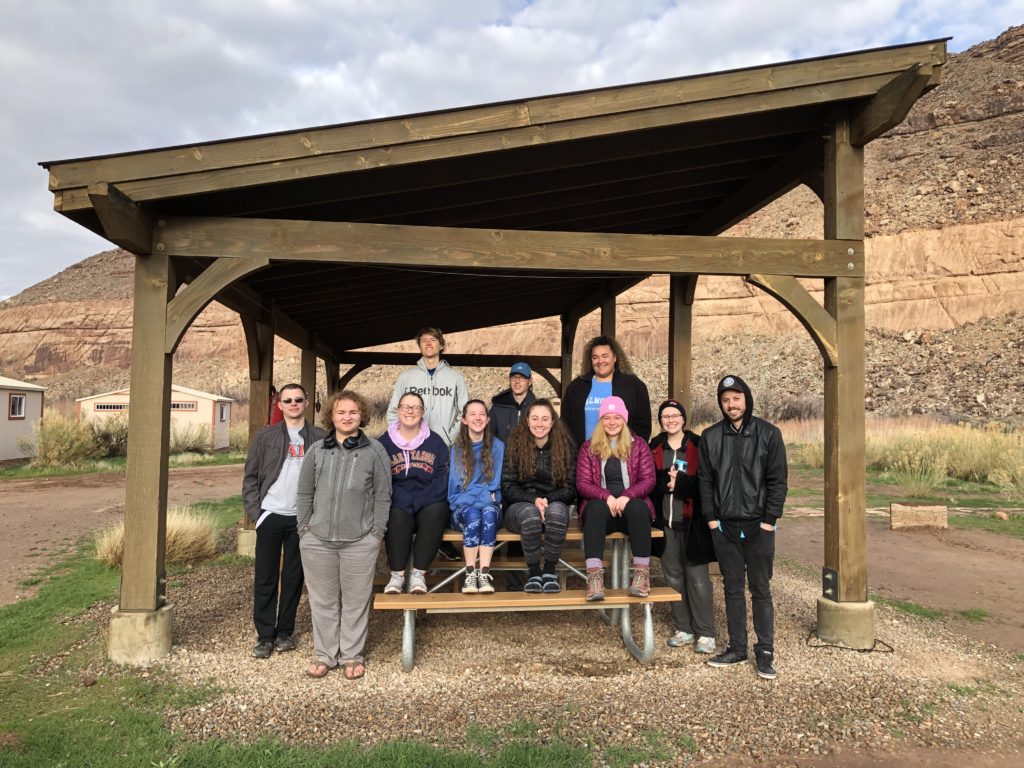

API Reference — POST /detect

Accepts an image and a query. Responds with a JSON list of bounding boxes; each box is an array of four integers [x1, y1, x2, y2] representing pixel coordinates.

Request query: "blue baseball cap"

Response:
[[509, 362, 532, 378]]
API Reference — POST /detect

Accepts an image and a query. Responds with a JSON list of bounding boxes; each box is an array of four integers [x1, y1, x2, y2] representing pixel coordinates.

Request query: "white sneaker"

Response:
[[696, 636, 717, 654], [384, 571, 405, 594], [476, 571, 495, 594], [667, 630, 695, 648], [409, 570, 428, 594], [462, 570, 480, 594]]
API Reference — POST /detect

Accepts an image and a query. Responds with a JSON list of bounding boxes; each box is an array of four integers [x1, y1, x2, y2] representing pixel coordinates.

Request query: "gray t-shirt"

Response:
[[258, 428, 305, 525]]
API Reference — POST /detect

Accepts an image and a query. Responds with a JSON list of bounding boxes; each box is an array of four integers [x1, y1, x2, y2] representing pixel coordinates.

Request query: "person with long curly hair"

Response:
[[500, 399, 577, 593], [448, 400, 505, 593]]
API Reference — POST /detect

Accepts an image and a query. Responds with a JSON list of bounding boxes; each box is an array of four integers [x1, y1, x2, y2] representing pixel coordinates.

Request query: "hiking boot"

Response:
[[461, 569, 480, 594], [667, 630, 695, 648], [627, 566, 650, 598], [409, 570, 428, 594], [755, 649, 777, 680], [273, 634, 296, 652], [476, 571, 495, 594], [252, 641, 274, 659], [695, 636, 717, 655], [524, 575, 544, 593], [384, 571, 405, 594], [586, 568, 605, 602], [706, 647, 748, 668], [541, 573, 561, 593]]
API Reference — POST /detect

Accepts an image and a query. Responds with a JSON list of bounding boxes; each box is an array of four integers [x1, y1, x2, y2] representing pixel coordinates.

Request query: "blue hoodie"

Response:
[[377, 429, 450, 515], [448, 438, 505, 509]]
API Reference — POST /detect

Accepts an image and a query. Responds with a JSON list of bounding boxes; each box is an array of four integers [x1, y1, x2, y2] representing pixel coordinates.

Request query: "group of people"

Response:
[[242, 327, 787, 681]]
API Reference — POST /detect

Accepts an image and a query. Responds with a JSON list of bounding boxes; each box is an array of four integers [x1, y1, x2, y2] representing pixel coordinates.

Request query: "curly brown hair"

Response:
[[505, 399, 575, 487], [320, 389, 370, 432], [579, 335, 634, 377], [453, 400, 496, 484]]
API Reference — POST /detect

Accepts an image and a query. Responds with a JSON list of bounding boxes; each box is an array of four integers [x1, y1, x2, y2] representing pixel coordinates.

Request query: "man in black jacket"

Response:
[[242, 383, 327, 659], [698, 375, 787, 679], [489, 362, 535, 442]]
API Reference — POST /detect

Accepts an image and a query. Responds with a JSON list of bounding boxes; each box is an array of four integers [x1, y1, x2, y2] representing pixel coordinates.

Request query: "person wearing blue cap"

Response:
[[489, 362, 536, 443]]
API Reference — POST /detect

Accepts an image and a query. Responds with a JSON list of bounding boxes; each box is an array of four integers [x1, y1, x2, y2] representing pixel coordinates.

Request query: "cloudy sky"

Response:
[[2, 0, 1021, 299]]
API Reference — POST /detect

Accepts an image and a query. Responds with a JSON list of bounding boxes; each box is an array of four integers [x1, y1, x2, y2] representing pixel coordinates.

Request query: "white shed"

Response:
[[0, 375, 46, 461], [77, 384, 233, 450]]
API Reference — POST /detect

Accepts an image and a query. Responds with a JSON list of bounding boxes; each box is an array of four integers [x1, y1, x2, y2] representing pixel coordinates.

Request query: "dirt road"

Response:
[[0, 464, 244, 605]]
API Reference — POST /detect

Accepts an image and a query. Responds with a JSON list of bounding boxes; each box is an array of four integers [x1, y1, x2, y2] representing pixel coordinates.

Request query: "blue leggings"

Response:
[[451, 503, 502, 548]]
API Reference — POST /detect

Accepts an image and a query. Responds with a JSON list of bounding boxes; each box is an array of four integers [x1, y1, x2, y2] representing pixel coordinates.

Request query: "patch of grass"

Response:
[[676, 732, 698, 753], [638, 729, 672, 762], [0, 452, 245, 481], [505, 719, 539, 740], [604, 744, 652, 768], [871, 594, 945, 620], [951, 512, 1024, 539], [95, 504, 220, 567], [957, 608, 990, 623], [464, 723, 498, 750]]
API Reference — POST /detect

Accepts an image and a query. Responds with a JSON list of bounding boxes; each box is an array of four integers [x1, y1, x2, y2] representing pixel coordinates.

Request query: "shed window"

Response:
[[95, 403, 128, 412], [219, 403, 228, 422], [170, 402, 197, 411], [9, 393, 26, 419]]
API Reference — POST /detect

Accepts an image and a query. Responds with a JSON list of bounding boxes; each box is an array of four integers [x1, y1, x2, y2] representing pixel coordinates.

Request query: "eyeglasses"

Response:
[[398, 405, 423, 413], [280, 397, 306, 404]]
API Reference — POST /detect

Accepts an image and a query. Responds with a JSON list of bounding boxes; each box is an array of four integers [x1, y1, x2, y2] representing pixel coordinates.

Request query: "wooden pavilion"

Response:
[[41, 39, 946, 663]]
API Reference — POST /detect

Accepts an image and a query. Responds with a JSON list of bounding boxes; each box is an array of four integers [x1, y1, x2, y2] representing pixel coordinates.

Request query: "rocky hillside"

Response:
[[2, 27, 1023, 425]]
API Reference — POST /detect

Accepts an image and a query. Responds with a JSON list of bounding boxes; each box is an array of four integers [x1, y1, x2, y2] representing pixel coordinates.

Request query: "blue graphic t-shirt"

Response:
[[583, 380, 613, 441]]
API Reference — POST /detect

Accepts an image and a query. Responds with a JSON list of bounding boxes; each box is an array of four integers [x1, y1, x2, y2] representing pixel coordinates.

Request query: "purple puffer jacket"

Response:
[[575, 433, 656, 521]]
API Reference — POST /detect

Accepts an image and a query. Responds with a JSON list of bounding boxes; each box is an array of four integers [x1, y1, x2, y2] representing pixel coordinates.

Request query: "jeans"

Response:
[[711, 523, 775, 655], [253, 513, 304, 642]]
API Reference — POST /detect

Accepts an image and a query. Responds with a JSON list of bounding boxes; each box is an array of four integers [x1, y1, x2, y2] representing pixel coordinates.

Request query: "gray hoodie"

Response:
[[386, 358, 468, 445]]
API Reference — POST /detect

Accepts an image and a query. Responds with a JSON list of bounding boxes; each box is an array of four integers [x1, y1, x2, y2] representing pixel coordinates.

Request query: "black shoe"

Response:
[[755, 649, 777, 680], [524, 575, 544, 593], [505, 571, 525, 592], [541, 573, 561, 593], [252, 640, 274, 659], [437, 542, 461, 561], [274, 634, 296, 652], [706, 647, 747, 668]]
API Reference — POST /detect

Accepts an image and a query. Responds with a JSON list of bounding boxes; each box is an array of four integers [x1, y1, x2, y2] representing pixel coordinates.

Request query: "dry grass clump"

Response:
[[169, 423, 212, 454], [17, 413, 99, 468], [95, 505, 219, 567], [91, 413, 129, 458]]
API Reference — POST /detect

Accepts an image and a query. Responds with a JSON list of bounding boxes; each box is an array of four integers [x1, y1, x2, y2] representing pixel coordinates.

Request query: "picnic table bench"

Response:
[[374, 520, 679, 671]]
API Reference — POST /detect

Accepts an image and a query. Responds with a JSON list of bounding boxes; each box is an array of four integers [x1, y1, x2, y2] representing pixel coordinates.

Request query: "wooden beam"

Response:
[[324, 355, 340, 394], [668, 274, 698, 409], [600, 294, 616, 338], [87, 182, 153, 254], [241, 313, 274, 448], [156, 216, 864, 278], [745, 274, 838, 367], [120, 252, 174, 611], [338, 362, 370, 391], [566, 278, 645, 321], [559, 313, 579, 400], [336, 352, 562, 370], [851, 65, 932, 146], [164, 256, 270, 354], [300, 345, 317, 424]]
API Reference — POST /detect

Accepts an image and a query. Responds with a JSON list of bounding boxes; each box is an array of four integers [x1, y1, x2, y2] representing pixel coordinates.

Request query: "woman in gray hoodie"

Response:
[[296, 389, 391, 680]]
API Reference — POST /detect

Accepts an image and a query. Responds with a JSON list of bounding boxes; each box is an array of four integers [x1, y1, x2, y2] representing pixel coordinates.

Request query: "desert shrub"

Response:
[[229, 423, 249, 451], [773, 395, 824, 422], [95, 505, 219, 567], [18, 413, 99, 468], [793, 441, 825, 469], [890, 444, 950, 497], [688, 398, 720, 429], [91, 413, 130, 458], [169, 423, 212, 454]]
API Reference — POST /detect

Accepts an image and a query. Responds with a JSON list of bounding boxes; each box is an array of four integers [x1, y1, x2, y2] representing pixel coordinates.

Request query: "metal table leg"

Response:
[[401, 609, 416, 672]]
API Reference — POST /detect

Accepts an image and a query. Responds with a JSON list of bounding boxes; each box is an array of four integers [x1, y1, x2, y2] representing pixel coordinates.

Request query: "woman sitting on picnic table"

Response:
[[295, 390, 392, 680], [501, 399, 577, 593], [448, 400, 505, 594], [576, 396, 657, 601], [379, 391, 451, 595]]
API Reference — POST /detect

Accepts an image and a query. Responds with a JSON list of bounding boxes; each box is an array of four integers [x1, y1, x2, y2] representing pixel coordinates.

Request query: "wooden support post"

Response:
[[819, 110, 873, 649], [668, 275, 698, 410], [242, 314, 275, 445], [559, 313, 579, 400], [324, 355, 340, 395], [600, 294, 616, 338], [300, 346, 317, 422], [120, 253, 175, 612]]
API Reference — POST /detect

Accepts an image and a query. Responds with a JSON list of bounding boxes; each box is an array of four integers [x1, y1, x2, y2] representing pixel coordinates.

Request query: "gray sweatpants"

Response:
[[299, 531, 381, 667], [661, 525, 715, 638]]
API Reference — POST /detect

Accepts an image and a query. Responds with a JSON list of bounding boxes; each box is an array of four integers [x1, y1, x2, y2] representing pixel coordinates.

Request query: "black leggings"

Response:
[[385, 501, 450, 571], [582, 497, 652, 560]]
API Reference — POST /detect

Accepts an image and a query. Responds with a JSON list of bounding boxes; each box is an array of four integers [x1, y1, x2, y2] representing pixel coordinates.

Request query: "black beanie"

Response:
[[658, 399, 687, 423]]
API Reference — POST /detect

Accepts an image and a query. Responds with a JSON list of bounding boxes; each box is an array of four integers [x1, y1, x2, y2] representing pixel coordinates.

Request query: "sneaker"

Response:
[[755, 649, 777, 680], [667, 630, 695, 648], [383, 571, 405, 594], [524, 575, 544, 593], [409, 570, 428, 594], [477, 571, 495, 594], [627, 566, 650, 598], [461, 569, 480, 594], [252, 640, 274, 659], [586, 568, 605, 602], [273, 634, 296, 652], [695, 636, 717, 655], [541, 573, 561, 593], [706, 647, 748, 668]]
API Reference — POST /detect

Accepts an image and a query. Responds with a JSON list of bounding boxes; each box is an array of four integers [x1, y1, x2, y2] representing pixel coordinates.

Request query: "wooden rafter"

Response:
[[745, 274, 838, 366], [87, 182, 153, 254], [851, 65, 933, 145]]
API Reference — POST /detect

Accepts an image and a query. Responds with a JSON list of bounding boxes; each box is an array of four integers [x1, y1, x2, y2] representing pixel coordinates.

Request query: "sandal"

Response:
[[343, 660, 365, 680], [305, 662, 331, 678]]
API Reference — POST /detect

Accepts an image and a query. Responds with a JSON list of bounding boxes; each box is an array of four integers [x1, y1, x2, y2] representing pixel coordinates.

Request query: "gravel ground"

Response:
[[70, 556, 1024, 766]]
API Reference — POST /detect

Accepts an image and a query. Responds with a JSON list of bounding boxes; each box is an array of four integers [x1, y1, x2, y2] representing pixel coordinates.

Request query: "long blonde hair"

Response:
[[588, 417, 633, 461]]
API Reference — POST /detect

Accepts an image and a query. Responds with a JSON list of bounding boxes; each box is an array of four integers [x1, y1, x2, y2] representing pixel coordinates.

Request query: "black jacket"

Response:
[[489, 388, 535, 443], [500, 442, 577, 508], [242, 420, 328, 522], [650, 431, 716, 566], [561, 370, 652, 447], [697, 377, 787, 530]]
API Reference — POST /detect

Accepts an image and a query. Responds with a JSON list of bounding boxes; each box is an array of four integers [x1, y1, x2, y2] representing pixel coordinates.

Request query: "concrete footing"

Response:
[[816, 596, 875, 650], [108, 604, 174, 665], [237, 527, 256, 558]]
